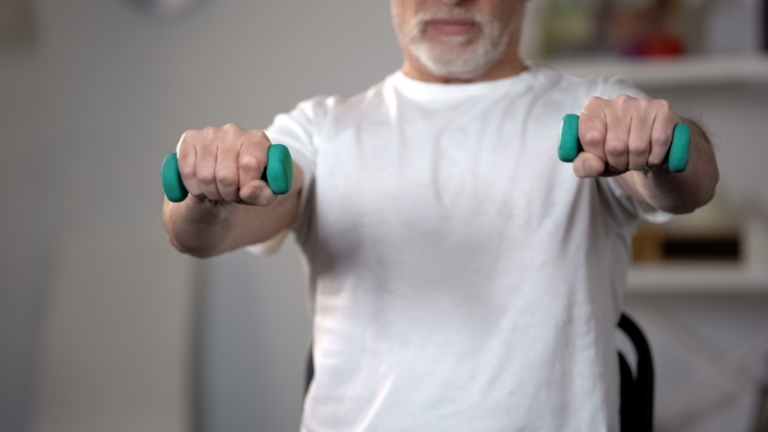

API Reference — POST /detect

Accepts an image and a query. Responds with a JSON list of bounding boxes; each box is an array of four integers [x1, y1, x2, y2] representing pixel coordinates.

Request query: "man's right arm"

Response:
[[162, 124, 304, 258]]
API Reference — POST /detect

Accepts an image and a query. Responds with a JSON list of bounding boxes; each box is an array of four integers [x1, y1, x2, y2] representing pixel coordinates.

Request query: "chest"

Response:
[[310, 103, 588, 252]]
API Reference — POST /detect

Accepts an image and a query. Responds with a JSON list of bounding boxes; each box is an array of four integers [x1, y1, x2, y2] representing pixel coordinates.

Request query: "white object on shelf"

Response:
[[544, 55, 768, 88], [744, 214, 768, 274], [627, 263, 768, 294]]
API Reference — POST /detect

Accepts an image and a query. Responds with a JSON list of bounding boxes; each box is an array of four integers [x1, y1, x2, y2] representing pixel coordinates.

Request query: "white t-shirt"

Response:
[[249, 66, 665, 432]]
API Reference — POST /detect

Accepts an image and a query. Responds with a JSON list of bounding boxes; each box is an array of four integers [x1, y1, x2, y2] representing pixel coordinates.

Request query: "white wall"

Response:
[[0, 43, 45, 432], [0, 1, 402, 431]]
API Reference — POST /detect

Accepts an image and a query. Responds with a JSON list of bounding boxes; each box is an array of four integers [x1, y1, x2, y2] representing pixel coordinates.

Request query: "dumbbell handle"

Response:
[[557, 114, 690, 173], [161, 144, 293, 203]]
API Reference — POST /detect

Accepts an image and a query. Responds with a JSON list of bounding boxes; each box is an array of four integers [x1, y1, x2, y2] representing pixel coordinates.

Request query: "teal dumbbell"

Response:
[[558, 114, 690, 173], [161, 144, 293, 203]]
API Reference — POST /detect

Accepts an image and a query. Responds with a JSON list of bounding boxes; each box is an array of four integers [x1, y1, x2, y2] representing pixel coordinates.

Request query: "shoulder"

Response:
[[284, 75, 393, 125], [535, 65, 646, 100], [521, 65, 647, 116]]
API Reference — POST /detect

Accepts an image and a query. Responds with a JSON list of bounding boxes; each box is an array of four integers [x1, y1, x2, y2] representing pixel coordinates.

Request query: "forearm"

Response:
[[163, 197, 243, 258], [620, 118, 719, 214], [163, 162, 304, 258]]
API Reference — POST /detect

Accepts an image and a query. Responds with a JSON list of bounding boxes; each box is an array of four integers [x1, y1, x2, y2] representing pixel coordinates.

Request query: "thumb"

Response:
[[572, 152, 606, 178], [239, 179, 278, 206]]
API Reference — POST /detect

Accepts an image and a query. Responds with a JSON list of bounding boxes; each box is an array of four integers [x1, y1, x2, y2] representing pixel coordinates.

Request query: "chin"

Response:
[[411, 44, 496, 80]]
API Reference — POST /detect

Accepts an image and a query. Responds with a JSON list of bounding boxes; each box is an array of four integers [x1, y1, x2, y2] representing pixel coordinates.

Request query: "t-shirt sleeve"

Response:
[[245, 96, 329, 255], [593, 76, 673, 224]]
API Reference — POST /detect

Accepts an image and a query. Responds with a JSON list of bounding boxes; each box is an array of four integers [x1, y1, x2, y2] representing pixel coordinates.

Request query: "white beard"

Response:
[[392, 6, 514, 80]]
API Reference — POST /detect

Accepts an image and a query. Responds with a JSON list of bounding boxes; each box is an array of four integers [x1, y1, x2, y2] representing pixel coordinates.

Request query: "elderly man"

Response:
[[163, 0, 718, 430]]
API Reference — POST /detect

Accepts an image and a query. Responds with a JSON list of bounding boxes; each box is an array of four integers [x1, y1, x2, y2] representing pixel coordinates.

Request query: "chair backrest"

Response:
[[304, 312, 655, 432], [617, 312, 655, 432], [305, 341, 313, 397]]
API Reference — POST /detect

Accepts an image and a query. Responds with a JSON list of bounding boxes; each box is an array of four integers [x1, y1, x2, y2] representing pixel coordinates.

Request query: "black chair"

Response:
[[304, 312, 654, 432], [618, 312, 655, 432]]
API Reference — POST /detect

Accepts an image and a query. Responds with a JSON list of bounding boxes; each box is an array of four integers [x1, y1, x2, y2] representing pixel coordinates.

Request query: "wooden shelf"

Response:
[[544, 55, 768, 88], [627, 262, 768, 294]]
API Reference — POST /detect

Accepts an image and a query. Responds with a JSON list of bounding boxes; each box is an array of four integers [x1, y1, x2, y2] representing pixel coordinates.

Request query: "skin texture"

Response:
[[574, 95, 718, 214], [391, 0, 529, 83], [163, 124, 303, 258], [163, 0, 719, 258]]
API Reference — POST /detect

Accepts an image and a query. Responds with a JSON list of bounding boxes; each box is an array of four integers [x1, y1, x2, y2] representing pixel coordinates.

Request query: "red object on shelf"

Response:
[[643, 34, 685, 57], [622, 34, 685, 57]]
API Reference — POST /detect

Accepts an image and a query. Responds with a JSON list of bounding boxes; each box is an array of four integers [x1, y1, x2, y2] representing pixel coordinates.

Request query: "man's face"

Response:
[[391, 0, 527, 80]]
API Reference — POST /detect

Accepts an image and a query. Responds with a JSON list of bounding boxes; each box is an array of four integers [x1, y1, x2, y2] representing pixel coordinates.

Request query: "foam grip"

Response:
[[557, 114, 690, 173], [161, 144, 293, 203]]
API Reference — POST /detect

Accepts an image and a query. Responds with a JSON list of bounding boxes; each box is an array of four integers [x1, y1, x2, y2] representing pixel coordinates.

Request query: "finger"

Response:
[[239, 179, 277, 206], [196, 129, 222, 201], [579, 97, 608, 162], [649, 103, 677, 167], [177, 133, 203, 197], [215, 139, 240, 201], [603, 104, 631, 172], [573, 152, 606, 178], [238, 133, 269, 189], [628, 109, 652, 171]]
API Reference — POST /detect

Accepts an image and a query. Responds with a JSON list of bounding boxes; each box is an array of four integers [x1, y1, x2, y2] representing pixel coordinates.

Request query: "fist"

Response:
[[176, 124, 277, 206], [574, 94, 681, 178]]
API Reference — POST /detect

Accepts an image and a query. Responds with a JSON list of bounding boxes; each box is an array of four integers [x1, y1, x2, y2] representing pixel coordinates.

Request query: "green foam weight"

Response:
[[162, 153, 188, 203], [557, 114, 690, 173], [161, 144, 293, 203], [265, 144, 293, 195], [668, 124, 690, 173], [558, 114, 581, 163]]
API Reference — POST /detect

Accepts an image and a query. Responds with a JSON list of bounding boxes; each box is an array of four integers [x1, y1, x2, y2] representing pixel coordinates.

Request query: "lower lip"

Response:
[[427, 20, 476, 36]]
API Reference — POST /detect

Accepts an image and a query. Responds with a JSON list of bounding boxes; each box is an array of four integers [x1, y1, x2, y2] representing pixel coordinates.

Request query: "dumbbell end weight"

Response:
[[668, 124, 690, 173], [265, 144, 293, 195], [162, 153, 188, 203], [558, 114, 582, 163], [557, 114, 690, 173]]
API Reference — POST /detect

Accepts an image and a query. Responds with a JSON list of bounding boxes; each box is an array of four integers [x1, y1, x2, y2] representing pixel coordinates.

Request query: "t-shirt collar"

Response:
[[391, 66, 538, 100]]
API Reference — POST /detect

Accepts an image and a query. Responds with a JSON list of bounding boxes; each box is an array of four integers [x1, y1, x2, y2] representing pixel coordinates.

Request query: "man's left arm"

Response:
[[572, 95, 719, 214]]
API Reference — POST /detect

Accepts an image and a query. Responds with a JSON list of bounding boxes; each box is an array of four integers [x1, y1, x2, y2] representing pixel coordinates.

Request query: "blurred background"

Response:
[[1, 0, 768, 431]]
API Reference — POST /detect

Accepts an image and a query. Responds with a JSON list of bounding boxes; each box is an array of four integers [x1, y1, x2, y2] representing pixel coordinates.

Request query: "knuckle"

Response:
[[653, 131, 672, 145], [583, 129, 605, 146], [239, 154, 261, 172], [250, 129, 271, 145], [628, 142, 647, 156], [179, 164, 195, 178], [217, 172, 238, 188], [197, 168, 215, 185], [655, 99, 671, 112], [604, 139, 626, 157], [614, 94, 635, 112], [581, 97, 604, 113], [177, 130, 196, 151], [586, 96, 604, 105], [179, 129, 195, 142]]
